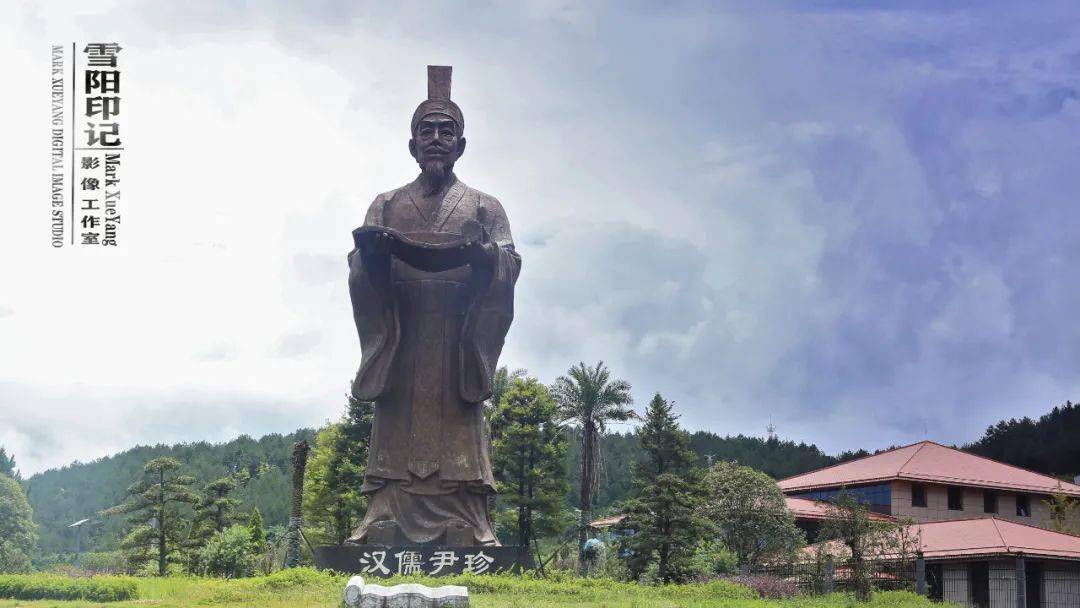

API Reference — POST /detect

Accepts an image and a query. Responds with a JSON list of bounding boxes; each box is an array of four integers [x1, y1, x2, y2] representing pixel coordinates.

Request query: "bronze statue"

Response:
[[346, 66, 519, 547]]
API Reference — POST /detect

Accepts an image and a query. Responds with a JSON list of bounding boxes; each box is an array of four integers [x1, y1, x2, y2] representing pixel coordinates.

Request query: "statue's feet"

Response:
[[366, 520, 400, 546], [444, 521, 476, 546]]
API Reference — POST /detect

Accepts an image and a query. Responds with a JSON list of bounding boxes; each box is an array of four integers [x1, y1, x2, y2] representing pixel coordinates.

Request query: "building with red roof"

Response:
[[779, 441, 1080, 532], [784, 441, 1080, 607]]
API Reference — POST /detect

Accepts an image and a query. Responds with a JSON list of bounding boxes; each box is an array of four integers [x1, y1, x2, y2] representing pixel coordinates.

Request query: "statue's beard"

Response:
[[420, 158, 454, 195]]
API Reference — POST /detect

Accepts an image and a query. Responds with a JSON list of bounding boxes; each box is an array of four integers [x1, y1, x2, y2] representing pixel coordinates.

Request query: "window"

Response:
[[947, 486, 964, 511], [983, 490, 998, 514], [1016, 494, 1031, 517], [791, 484, 893, 515], [911, 483, 927, 508]]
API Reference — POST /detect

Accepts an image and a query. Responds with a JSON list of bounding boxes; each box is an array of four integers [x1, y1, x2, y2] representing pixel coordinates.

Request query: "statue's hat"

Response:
[[411, 65, 464, 135]]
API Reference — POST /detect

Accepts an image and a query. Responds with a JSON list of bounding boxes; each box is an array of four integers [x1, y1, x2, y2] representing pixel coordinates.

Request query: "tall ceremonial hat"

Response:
[[411, 65, 464, 135]]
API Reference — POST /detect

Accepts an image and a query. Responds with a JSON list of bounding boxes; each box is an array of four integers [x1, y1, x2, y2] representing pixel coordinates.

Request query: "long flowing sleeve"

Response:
[[349, 196, 399, 401], [459, 197, 521, 403]]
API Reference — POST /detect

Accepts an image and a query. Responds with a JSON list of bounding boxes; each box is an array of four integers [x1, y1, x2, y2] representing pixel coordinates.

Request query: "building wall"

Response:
[[988, 560, 1014, 608], [1043, 564, 1080, 608], [1045, 565, 1080, 608], [935, 559, 1080, 608], [943, 563, 970, 607], [890, 481, 1077, 530]]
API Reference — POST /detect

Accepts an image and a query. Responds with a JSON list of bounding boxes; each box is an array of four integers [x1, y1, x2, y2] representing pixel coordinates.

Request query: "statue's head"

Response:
[[409, 66, 465, 182]]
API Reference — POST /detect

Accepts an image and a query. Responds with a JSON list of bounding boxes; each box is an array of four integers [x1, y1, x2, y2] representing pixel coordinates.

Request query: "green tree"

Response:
[[621, 394, 709, 583], [199, 524, 257, 578], [487, 366, 528, 454], [249, 507, 267, 552], [700, 461, 804, 569], [191, 477, 241, 544], [302, 393, 373, 545], [551, 361, 634, 566], [103, 457, 199, 576], [489, 367, 527, 412], [247, 507, 270, 574], [0, 475, 37, 573], [1046, 484, 1080, 535], [0, 448, 18, 480], [819, 490, 878, 602], [491, 377, 571, 550]]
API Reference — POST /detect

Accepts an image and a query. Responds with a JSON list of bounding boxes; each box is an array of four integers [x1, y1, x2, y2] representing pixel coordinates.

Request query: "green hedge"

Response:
[[0, 573, 138, 602], [243, 567, 757, 600]]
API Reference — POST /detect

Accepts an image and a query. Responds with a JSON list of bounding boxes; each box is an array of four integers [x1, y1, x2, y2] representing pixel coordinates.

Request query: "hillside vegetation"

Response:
[[26, 428, 834, 558], [24, 430, 315, 557], [25, 399, 1079, 560], [966, 400, 1080, 481]]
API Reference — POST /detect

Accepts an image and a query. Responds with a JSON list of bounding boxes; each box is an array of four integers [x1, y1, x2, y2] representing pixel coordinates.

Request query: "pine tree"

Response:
[[190, 477, 241, 545], [622, 394, 709, 583], [248, 507, 267, 552], [490, 377, 570, 551], [0, 448, 17, 480], [103, 457, 200, 575]]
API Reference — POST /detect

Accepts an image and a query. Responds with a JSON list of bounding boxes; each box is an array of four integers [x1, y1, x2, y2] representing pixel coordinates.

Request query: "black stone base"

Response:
[[314, 544, 534, 576]]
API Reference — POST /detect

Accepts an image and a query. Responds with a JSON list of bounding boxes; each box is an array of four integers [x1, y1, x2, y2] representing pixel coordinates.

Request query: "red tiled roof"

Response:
[[777, 441, 1080, 497], [786, 496, 895, 522], [802, 517, 1080, 561]]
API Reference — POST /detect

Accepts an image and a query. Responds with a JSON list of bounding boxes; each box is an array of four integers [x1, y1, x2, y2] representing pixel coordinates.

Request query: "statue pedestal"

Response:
[[344, 576, 469, 608], [315, 545, 534, 576]]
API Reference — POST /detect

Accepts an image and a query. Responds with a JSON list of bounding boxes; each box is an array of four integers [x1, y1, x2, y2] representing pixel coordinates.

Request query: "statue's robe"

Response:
[[346, 175, 519, 546]]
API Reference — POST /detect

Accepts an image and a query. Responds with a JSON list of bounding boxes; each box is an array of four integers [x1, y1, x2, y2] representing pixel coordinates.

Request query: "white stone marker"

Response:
[[343, 576, 470, 608]]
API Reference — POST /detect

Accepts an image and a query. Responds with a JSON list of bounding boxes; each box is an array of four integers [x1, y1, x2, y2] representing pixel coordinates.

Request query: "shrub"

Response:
[[199, 525, 257, 578], [78, 551, 129, 575], [724, 573, 798, 599], [688, 540, 740, 580], [252, 566, 333, 590], [0, 573, 138, 602]]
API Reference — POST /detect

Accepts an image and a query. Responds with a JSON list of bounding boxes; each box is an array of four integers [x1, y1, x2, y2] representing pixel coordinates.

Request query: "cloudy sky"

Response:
[[3, 1, 1080, 476]]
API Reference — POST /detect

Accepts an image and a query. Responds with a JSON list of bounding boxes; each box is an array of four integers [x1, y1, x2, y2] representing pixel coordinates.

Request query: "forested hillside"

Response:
[[26, 400, 1077, 559], [25, 426, 838, 556], [565, 430, 836, 513], [24, 430, 314, 556], [965, 400, 1080, 481]]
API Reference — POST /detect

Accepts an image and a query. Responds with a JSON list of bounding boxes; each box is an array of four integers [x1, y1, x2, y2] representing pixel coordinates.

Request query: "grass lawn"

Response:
[[0, 569, 949, 608]]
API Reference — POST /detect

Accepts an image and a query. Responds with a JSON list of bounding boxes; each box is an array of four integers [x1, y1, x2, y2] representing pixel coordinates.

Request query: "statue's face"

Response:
[[410, 115, 465, 169]]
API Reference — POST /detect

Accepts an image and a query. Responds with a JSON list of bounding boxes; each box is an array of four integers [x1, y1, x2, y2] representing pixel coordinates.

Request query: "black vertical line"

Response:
[[70, 42, 75, 245]]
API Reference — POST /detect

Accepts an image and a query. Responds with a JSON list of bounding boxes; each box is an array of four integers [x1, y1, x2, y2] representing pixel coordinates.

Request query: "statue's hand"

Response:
[[363, 230, 395, 258], [468, 240, 498, 268]]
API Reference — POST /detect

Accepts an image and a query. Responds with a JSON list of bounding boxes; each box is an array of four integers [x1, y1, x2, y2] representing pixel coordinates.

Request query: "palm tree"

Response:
[[550, 361, 634, 567]]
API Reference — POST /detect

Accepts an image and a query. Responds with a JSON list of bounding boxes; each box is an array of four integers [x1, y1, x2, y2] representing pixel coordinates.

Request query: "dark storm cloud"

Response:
[[11, 0, 1080, 463], [140, 1, 1080, 449]]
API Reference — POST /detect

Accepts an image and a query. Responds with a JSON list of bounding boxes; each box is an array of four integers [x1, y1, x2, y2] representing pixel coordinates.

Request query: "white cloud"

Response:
[[3, 1, 1080, 474]]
